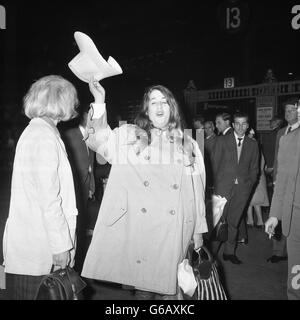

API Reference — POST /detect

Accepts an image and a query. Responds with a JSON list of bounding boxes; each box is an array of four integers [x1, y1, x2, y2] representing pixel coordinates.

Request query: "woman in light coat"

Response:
[[81, 80, 208, 299], [2, 75, 78, 299]]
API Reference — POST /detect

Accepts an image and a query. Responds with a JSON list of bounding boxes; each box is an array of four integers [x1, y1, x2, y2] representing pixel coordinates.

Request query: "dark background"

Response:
[[0, 0, 300, 125]]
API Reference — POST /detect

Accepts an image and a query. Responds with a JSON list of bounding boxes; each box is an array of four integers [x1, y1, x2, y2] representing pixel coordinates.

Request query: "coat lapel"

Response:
[[238, 136, 249, 165], [227, 133, 238, 164], [76, 128, 90, 162]]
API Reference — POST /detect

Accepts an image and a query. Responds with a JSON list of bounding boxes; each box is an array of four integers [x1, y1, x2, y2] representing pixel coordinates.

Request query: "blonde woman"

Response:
[[2, 75, 78, 299], [81, 80, 207, 299]]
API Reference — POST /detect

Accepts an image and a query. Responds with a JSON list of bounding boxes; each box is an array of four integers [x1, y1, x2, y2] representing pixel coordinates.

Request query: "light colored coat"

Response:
[[270, 127, 300, 237], [81, 104, 207, 295], [2, 118, 77, 276]]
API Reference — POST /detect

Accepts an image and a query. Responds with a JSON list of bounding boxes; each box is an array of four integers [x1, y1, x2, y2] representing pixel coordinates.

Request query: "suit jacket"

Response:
[[204, 134, 217, 188], [260, 127, 280, 169], [223, 127, 233, 136], [269, 127, 300, 237], [212, 131, 259, 200], [273, 125, 300, 181], [62, 127, 95, 210], [273, 126, 286, 181]]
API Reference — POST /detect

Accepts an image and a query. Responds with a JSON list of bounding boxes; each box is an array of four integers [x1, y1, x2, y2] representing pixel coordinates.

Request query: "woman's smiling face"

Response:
[[147, 89, 171, 129]]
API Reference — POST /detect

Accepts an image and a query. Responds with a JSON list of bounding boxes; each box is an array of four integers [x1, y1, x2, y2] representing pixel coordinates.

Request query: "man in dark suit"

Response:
[[267, 98, 300, 263], [192, 116, 205, 156], [62, 106, 96, 272], [261, 116, 283, 178], [212, 112, 259, 264], [215, 112, 233, 136], [261, 117, 284, 202], [265, 99, 300, 299], [204, 120, 217, 195]]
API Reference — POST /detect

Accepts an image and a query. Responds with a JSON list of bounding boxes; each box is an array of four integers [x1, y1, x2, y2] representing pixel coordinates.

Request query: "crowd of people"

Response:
[[198, 98, 300, 300], [1, 74, 300, 300]]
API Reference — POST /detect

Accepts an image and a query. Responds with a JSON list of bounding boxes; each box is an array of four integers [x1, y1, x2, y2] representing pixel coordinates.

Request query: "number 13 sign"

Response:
[[218, 0, 249, 34]]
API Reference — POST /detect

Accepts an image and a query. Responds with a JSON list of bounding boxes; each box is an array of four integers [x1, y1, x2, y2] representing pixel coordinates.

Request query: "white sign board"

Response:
[[224, 77, 235, 88], [0, 5, 6, 30], [256, 96, 275, 131], [0, 265, 5, 289]]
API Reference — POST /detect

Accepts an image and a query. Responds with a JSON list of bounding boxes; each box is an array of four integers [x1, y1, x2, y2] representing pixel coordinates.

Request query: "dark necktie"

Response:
[[237, 138, 243, 147], [287, 126, 292, 134]]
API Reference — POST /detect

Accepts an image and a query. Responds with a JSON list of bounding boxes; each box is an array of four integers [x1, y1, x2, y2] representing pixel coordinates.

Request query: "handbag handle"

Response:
[[187, 245, 214, 267], [50, 265, 66, 273], [50, 265, 77, 298], [197, 246, 214, 264]]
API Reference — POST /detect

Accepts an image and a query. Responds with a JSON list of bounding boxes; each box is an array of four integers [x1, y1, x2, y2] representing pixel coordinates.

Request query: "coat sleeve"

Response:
[[192, 140, 208, 235], [273, 129, 284, 182], [85, 103, 134, 164], [84, 103, 114, 163], [269, 137, 287, 220], [250, 140, 260, 187], [85, 103, 118, 164], [34, 139, 74, 255]]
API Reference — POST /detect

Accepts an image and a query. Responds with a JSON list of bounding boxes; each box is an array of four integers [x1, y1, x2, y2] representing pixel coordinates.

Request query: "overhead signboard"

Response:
[[256, 96, 276, 131]]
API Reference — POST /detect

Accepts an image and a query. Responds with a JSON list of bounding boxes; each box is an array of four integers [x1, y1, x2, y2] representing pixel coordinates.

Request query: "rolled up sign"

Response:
[[68, 31, 123, 83]]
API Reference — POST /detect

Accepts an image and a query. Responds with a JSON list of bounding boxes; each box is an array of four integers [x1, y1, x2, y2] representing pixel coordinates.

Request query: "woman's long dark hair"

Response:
[[134, 85, 183, 141]]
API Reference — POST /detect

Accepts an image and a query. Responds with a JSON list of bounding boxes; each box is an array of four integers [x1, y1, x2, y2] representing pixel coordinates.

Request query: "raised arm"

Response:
[[84, 79, 116, 163]]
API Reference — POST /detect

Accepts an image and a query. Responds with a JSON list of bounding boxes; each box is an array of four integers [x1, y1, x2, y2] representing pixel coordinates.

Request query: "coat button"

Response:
[[141, 208, 147, 213], [169, 210, 176, 215], [143, 181, 149, 187], [172, 184, 179, 190], [177, 145, 184, 153]]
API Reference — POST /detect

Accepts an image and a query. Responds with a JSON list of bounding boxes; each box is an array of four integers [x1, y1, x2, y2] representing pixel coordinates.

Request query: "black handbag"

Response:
[[35, 266, 87, 300], [214, 215, 228, 242], [180, 246, 227, 300]]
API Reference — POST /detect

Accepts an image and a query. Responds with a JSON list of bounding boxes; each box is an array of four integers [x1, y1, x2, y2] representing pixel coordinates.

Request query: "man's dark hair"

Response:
[[233, 112, 249, 123], [216, 112, 232, 123], [193, 115, 205, 124], [270, 115, 283, 122], [282, 97, 299, 109]]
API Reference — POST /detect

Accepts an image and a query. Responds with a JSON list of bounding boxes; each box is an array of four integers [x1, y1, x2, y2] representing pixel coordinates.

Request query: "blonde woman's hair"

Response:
[[23, 75, 79, 121]]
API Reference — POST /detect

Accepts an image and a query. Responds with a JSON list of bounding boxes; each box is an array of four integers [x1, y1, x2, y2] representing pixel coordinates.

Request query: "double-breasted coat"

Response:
[[81, 104, 207, 295]]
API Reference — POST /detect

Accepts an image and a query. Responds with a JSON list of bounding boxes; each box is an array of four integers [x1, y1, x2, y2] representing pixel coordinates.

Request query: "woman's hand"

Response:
[[52, 250, 70, 270], [193, 233, 203, 251], [88, 77, 105, 104]]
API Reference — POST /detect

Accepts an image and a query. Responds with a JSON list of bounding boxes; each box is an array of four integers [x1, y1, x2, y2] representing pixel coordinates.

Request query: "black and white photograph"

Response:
[[1, 0, 300, 304]]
